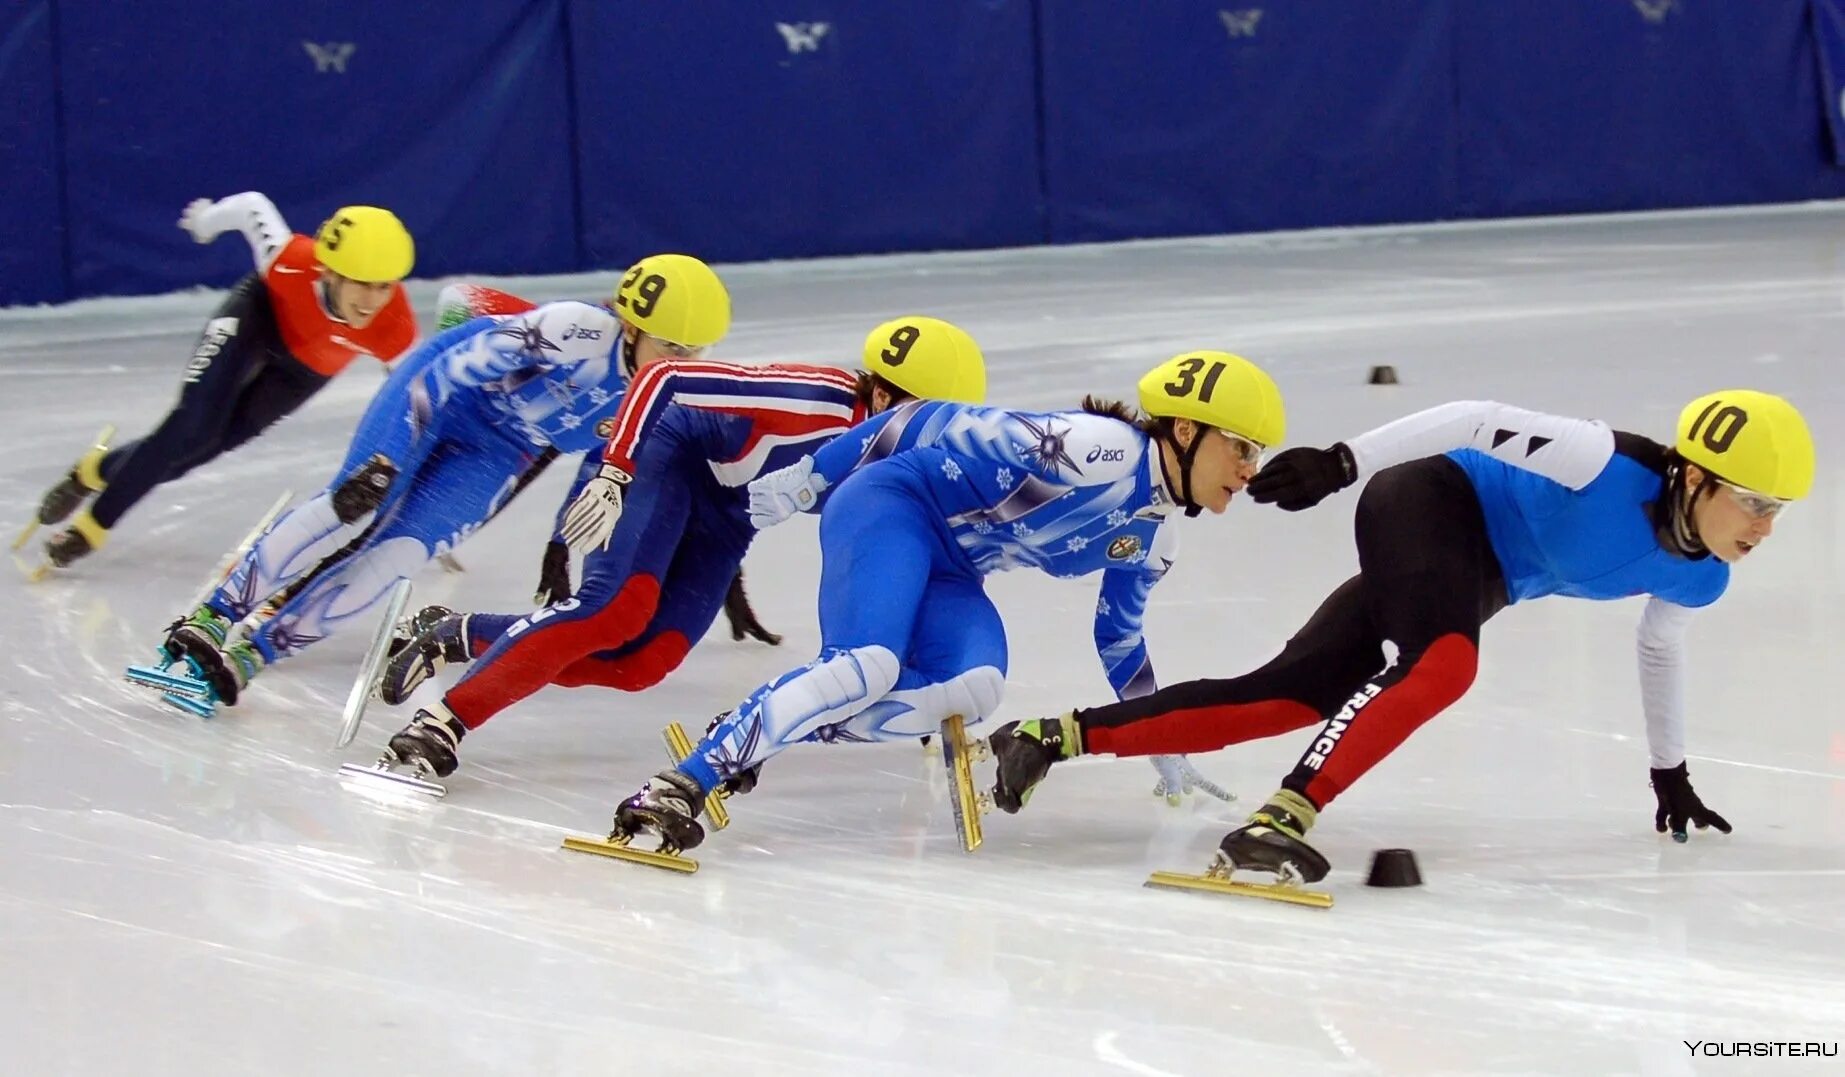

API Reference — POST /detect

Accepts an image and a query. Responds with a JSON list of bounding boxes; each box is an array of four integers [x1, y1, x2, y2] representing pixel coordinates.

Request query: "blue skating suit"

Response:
[[675, 400, 1185, 795], [210, 301, 632, 665]]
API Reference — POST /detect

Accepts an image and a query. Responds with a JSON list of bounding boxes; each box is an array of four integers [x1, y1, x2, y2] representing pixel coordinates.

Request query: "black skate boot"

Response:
[[43, 511, 107, 568], [704, 711, 761, 796], [1214, 789, 1331, 884], [35, 440, 109, 527], [387, 707, 468, 779], [163, 604, 235, 664], [612, 770, 708, 853], [379, 606, 469, 704], [989, 713, 1083, 813]]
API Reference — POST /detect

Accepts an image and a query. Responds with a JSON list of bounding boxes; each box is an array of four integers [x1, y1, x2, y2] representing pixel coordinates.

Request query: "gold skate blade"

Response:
[[561, 834, 698, 874], [939, 714, 987, 853], [11, 520, 39, 553], [662, 721, 729, 831], [11, 551, 50, 582], [337, 761, 447, 798], [1145, 869, 1334, 909]]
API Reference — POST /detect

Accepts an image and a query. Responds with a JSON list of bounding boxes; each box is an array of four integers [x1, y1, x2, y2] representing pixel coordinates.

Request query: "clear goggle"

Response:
[[644, 333, 709, 359], [1215, 429, 1266, 468], [1715, 479, 1790, 520]]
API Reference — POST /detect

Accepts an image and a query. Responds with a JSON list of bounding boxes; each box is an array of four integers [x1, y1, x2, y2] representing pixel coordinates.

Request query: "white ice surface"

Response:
[[3, 207, 1844, 1076]]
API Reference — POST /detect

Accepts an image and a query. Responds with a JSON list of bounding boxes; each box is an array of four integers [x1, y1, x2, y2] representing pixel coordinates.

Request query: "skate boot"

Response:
[[379, 606, 469, 704], [989, 713, 1083, 813], [612, 770, 708, 854], [163, 604, 235, 663], [201, 640, 265, 707], [704, 711, 761, 796], [1213, 789, 1331, 884], [386, 706, 467, 779], [42, 511, 108, 569], [35, 439, 109, 527]]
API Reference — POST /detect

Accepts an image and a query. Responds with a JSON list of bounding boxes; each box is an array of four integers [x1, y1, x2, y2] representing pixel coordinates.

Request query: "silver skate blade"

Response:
[[1144, 868, 1334, 909], [124, 664, 213, 700], [161, 692, 217, 720], [561, 834, 698, 874], [335, 578, 413, 749], [337, 760, 447, 798]]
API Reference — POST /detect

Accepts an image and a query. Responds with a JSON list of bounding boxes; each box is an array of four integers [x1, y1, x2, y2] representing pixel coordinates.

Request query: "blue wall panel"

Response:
[[1038, 1, 1460, 243], [1455, 0, 1845, 217], [55, 0, 577, 297], [1, 2, 66, 306], [570, 1, 1045, 272]]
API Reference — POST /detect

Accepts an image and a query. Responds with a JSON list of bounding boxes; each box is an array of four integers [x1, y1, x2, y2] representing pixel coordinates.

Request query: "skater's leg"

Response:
[[440, 430, 700, 729]]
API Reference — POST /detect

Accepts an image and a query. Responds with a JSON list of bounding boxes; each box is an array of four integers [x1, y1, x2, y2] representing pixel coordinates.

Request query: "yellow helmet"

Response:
[[863, 316, 987, 404], [614, 254, 731, 348], [314, 207, 414, 283], [1675, 389, 1814, 500], [1137, 351, 1285, 448]]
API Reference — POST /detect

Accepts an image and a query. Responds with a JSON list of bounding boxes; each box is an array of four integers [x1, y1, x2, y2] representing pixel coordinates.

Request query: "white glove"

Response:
[[560, 464, 630, 555], [747, 457, 828, 530], [1150, 755, 1235, 807], [178, 197, 222, 244]]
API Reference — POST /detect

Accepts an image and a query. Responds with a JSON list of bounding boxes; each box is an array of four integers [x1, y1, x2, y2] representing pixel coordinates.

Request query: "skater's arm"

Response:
[[1345, 401, 1614, 490], [179, 192, 291, 271], [602, 360, 858, 475], [1093, 525, 1178, 700], [806, 400, 946, 489], [438, 301, 616, 393], [1636, 596, 1698, 768]]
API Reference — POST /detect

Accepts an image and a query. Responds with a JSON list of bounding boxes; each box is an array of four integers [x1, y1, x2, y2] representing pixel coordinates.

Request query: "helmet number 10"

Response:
[[1164, 356, 1227, 403], [1686, 401, 1748, 454], [617, 267, 669, 319], [881, 324, 920, 365]]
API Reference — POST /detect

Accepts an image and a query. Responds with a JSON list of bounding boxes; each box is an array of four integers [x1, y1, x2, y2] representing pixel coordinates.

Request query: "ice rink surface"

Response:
[[3, 207, 1844, 1076]]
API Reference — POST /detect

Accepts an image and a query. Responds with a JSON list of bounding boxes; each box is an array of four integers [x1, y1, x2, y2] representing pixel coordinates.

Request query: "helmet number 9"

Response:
[[881, 325, 921, 366], [1687, 401, 1748, 454], [617, 267, 669, 320], [1163, 356, 1227, 403]]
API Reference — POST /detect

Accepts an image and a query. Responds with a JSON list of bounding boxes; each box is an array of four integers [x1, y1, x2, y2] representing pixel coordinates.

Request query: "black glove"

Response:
[[1650, 762, 1731, 843], [534, 540, 573, 606], [1246, 443, 1357, 512], [723, 571, 782, 645]]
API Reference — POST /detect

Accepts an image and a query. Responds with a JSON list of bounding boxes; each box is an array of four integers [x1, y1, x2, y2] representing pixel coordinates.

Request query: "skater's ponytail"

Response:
[[1081, 395, 1142, 427]]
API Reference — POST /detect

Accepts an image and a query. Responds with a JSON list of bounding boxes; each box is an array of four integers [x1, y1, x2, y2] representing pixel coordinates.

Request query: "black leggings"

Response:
[[92, 276, 329, 529], [1079, 457, 1508, 809]]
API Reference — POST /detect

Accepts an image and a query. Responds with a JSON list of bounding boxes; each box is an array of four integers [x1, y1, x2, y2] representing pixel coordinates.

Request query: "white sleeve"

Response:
[[1344, 401, 1614, 491], [188, 192, 292, 271], [1636, 596, 1696, 768]]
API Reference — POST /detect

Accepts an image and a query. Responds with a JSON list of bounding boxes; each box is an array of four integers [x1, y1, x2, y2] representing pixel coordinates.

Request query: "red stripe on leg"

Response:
[[553, 631, 691, 692], [1301, 633, 1478, 808], [444, 575, 663, 729], [1084, 699, 1323, 757]]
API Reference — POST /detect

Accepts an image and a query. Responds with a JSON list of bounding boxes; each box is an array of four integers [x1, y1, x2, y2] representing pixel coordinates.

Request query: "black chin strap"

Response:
[[621, 333, 638, 378], [1163, 431, 1205, 518], [1656, 462, 1711, 558]]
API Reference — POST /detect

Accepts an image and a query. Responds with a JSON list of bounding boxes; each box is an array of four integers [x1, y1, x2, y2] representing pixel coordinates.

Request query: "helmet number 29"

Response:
[[1163, 356, 1227, 403], [880, 325, 920, 366], [617, 266, 669, 320], [1686, 401, 1748, 454]]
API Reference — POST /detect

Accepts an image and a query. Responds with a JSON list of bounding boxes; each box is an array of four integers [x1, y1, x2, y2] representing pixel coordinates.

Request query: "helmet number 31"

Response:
[[1163, 355, 1228, 403]]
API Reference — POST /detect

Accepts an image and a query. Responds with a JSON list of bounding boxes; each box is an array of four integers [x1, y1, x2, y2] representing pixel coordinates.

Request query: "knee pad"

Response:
[[332, 453, 397, 524], [758, 644, 901, 744], [875, 665, 1006, 736]]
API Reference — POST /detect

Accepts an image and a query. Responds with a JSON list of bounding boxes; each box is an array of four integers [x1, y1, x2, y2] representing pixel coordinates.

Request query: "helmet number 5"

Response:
[[1686, 401, 1748, 454], [1163, 356, 1227, 403], [881, 325, 920, 365]]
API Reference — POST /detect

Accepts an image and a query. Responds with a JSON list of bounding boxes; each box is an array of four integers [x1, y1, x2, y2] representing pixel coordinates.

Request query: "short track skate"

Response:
[[333, 578, 415, 748], [1145, 858, 1334, 910], [938, 714, 990, 853], [123, 652, 219, 719], [559, 722, 725, 873], [13, 424, 115, 579]]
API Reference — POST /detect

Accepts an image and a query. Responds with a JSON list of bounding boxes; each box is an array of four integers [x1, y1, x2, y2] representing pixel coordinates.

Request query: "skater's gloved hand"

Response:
[[1246, 443, 1357, 512], [748, 457, 828, 530], [1150, 755, 1236, 806], [1650, 762, 1731, 843], [535, 540, 573, 606], [723, 571, 781, 646], [178, 197, 222, 243], [561, 464, 630, 555]]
